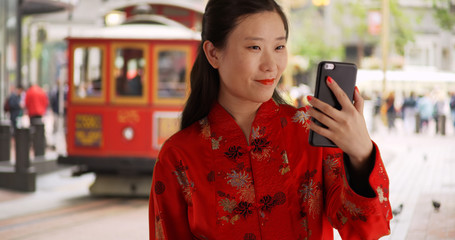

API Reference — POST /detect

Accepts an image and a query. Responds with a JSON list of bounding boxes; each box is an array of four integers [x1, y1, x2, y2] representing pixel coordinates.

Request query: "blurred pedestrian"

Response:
[[25, 84, 49, 124], [433, 94, 446, 135], [3, 86, 24, 135], [401, 91, 417, 134], [149, 0, 392, 239], [50, 84, 67, 132], [417, 93, 433, 133], [385, 92, 397, 131], [450, 92, 455, 130]]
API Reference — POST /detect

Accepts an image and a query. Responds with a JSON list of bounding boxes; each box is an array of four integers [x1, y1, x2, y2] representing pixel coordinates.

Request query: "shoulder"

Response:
[[158, 119, 207, 161]]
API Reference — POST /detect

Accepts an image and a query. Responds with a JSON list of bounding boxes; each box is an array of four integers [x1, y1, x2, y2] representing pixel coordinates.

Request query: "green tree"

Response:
[[389, 0, 415, 56], [432, 0, 455, 31], [290, 6, 344, 73]]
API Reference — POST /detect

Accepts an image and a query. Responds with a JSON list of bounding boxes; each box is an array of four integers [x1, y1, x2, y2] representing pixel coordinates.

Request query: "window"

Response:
[[111, 43, 149, 104], [114, 48, 144, 96], [72, 46, 105, 102], [153, 46, 191, 104]]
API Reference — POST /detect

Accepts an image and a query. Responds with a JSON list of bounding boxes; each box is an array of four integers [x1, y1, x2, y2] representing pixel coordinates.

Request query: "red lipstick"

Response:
[[256, 78, 275, 85]]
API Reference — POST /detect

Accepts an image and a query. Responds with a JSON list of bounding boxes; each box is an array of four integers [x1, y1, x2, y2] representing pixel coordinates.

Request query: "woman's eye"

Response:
[[276, 45, 286, 50], [249, 46, 260, 50]]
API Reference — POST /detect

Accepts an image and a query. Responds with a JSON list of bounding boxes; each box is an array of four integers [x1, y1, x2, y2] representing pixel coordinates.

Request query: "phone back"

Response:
[[309, 61, 357, 147]]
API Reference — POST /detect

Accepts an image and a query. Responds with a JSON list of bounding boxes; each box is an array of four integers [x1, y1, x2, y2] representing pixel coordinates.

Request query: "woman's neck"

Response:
[[218, 98, 261, 143]]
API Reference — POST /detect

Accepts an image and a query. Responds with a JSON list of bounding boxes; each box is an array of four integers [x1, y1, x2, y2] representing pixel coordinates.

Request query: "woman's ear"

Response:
[[203, 40, 220, 69]]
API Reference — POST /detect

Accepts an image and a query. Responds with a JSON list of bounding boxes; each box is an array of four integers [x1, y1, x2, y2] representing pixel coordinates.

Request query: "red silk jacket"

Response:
[[149, 99, 392, 240]]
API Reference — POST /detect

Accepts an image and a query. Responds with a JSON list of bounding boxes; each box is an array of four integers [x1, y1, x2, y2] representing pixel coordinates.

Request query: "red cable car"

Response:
[[58, 9, 201, 195]]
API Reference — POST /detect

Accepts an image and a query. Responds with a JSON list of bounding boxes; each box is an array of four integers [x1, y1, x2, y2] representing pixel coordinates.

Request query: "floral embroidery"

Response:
[[234, 201, 254, 218], [239, 184, 256, 202], [155, 181, 165, 195], [300, 179, 316, 202], [308, 189, 322, 217], [244, 233, 257, 240], [377, 186, 388, 203], [212, 136, 223, 150], [219, 214, 241, 225], [260, 195, 275, 212], [173, 160, 194, 203], [226, 170, 251, 189], [299, 211, 312, 240], [343, 200, 363, 216], [225, 146, 244, 162], [273, 192, 286, 205], [292, 110, 310, 130], [257, 192, 287, 219], [279, 150, 290, 175], [336, 211, 348, 225], [250, 137, 270, 153], [299, 170, 322, 218], [324, 153, 342, 186], [199, 118, 211, 139], [250, 137, 272, 162], [251, 126, 265, 139], [324, 154, 342, 175], [155, 214, 165, 240], [219, 198, 238, 213]]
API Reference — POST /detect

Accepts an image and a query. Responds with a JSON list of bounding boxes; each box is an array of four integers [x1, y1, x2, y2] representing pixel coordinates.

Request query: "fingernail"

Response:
[[355, 86, 359, 93], [305, 105, 310, 111], [306, 95, 313, 102], [327, 76, 334, 84]]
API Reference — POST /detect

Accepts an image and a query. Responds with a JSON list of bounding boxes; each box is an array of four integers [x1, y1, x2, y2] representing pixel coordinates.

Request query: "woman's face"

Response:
[[216, 11, 288, 106]]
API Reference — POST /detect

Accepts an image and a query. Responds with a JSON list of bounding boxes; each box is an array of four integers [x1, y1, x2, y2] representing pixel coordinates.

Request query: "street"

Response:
[[0, 170, 149, 240]]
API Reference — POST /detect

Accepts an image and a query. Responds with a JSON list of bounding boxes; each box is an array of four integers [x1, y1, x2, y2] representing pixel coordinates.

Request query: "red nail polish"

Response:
[[305, 105, 310, 111], [306, 95, 313, 101], [355, 86, 359, 92], [327, 76, 334, 84]]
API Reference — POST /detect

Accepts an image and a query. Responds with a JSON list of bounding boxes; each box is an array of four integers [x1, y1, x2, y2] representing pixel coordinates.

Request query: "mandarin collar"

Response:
[[207, 99, 280, 136]]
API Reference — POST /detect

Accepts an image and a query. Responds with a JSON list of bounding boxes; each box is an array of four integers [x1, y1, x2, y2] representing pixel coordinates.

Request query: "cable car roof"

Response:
[[66, 23, 201, 40], [99, 0, 204, 16]]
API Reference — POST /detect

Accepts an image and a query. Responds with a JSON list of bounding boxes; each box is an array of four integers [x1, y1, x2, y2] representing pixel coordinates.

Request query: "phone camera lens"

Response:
[[324, 63, 335, 70]]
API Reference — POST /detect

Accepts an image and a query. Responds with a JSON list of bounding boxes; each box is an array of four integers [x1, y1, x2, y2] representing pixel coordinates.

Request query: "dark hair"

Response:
[[180, 0, 289, 130]]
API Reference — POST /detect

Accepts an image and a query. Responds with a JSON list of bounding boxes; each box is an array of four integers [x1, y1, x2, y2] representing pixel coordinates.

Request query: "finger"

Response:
[[326, 76, 354, 110], [307, 105, 337, 130], [309, 119, 335, 140], [307, 95, 342, 121], [353, 86, 364, 113]]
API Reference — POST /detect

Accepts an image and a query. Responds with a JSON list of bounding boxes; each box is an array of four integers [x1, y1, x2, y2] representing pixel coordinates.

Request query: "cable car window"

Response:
[[73, 47, 103, 99], [114, 47, 144, 97], [157, 50, 187, 99]]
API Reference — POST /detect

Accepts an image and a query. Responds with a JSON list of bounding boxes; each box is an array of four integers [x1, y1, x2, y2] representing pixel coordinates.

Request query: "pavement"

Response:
[[0, 115, 454, 240]]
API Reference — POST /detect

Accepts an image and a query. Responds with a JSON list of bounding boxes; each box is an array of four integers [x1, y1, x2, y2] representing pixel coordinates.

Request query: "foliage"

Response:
[[388, 0, 415, 55], [290, 6, 344, 72], [432, 0, 455, 31]]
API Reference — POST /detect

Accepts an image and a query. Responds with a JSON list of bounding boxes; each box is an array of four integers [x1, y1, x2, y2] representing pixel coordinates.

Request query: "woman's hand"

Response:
[[307, 76, 373, 172]]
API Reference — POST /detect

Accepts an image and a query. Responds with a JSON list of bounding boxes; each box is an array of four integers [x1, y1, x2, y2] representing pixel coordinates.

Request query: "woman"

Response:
[[149, 0, 392, 239]]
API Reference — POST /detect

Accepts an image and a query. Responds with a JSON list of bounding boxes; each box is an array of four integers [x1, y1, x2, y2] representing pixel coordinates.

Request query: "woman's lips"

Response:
[[255, 79, 275, 85]]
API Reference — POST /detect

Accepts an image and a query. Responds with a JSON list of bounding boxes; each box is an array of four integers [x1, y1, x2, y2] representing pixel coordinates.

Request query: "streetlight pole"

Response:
[[380, 0, 390, 96]]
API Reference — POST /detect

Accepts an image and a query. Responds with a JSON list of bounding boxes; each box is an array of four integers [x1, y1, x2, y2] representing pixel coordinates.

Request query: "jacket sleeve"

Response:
[[149, 146, 193, 240], [323, 142, 392, 240]]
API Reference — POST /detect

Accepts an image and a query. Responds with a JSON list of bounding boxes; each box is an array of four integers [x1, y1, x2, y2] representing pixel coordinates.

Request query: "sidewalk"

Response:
[[373, 121, 455, 240], [0, 113, 67, 191]]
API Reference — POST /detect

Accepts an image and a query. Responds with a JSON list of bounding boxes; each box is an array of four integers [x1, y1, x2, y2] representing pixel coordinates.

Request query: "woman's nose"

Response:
[[259, 51, 277, 72]]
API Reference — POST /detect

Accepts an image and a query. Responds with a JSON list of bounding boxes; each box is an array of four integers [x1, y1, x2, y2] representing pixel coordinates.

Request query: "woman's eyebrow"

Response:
[[243, 36, 287, 41]]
